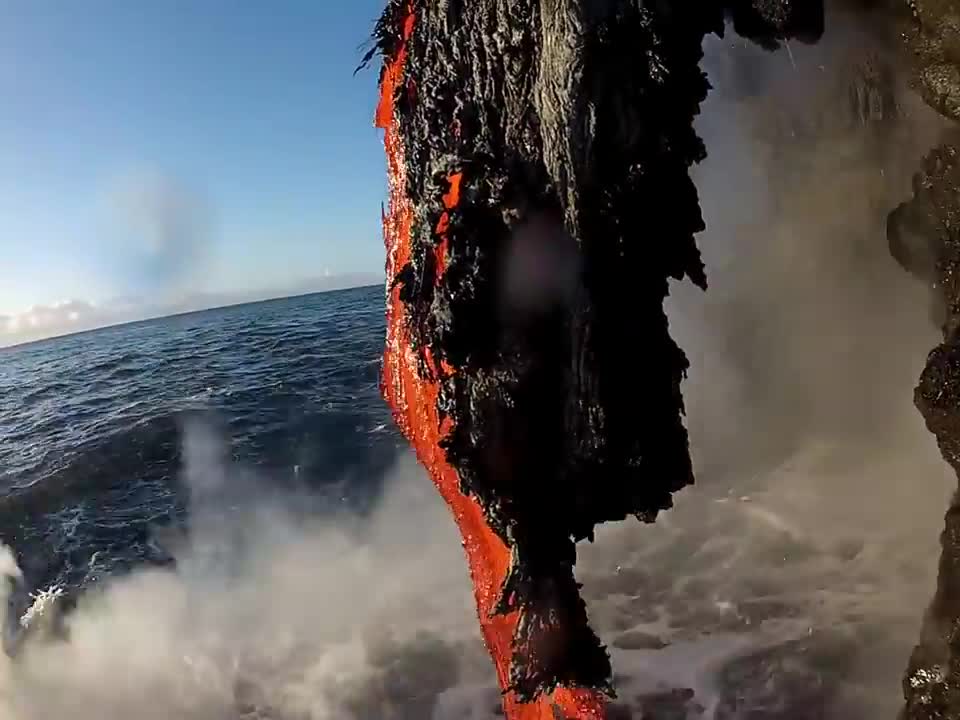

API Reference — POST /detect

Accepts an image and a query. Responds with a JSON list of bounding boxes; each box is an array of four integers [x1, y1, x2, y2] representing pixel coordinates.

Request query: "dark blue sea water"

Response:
[[0, 285, 400, 606]]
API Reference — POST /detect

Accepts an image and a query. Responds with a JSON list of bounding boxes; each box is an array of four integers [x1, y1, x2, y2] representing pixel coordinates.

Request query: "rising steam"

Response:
[[0, 420, 499, 720]]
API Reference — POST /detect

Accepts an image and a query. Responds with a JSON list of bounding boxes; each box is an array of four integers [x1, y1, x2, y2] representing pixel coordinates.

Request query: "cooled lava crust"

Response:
[[893, 145, 960, 719], [368, 1, 823, 716], [889, 0, 960, 714]]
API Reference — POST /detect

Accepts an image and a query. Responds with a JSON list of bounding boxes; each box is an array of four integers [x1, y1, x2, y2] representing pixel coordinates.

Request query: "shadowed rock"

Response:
[[370, 0, 822, 703], [889, 11, 960, 712]]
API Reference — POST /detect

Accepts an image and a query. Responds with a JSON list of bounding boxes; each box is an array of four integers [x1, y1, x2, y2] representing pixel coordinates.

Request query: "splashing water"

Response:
[[19, 586, 63, 631]]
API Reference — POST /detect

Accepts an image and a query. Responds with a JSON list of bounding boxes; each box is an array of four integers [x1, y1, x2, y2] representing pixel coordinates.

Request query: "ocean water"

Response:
[[0, 285, 506, 720], [0, 280, 954, 720], [0, 286, 400, 603]]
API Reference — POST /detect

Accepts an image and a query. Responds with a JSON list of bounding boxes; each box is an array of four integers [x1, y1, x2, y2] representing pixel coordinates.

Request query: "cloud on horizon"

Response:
[[102, 170, 214, 300], [2, 300, 101, 336], [0, 273, 384, 347]]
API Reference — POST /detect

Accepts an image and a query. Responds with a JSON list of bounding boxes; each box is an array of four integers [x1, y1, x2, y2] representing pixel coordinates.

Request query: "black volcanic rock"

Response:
[[889, 4, 960, 716], [369, 0, 823, 702]]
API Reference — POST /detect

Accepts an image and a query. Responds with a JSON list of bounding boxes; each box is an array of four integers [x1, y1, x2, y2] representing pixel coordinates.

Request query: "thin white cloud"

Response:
[[0, 272, 383, 347], [0, 300, 98, 340]]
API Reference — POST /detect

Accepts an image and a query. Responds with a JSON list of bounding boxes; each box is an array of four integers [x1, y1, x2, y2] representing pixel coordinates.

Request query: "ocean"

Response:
[[0, 279, 954, 719], [0, 286, 400, 602]]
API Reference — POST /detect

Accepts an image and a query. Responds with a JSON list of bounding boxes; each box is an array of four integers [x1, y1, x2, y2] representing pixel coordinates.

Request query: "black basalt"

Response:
[[892, 143, 960, 719], [888, 8, 960, 709], [369, 0, 823, 702]]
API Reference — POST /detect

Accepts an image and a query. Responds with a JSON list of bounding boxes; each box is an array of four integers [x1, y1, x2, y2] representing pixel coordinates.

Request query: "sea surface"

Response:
[[0, 286, 401, 623], [0, 284, 954, 720]]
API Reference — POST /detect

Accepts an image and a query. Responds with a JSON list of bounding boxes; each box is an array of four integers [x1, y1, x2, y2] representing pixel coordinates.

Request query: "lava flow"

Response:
[[370, 1, 822, 717], [375, 7, 590, 719]]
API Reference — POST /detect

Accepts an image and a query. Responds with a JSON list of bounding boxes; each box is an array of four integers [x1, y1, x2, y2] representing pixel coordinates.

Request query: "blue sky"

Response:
[[0, 0, 388, 339]]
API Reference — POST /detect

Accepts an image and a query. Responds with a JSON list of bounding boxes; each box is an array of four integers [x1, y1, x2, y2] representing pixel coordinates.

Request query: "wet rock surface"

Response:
[[902, 0, 960, 122], [892, 7, 960, 711]]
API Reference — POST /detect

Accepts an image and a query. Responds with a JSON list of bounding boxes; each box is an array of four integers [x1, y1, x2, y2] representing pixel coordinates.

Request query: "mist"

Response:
[[0, 420, 500, 720], [3, 5, 960, 720], [578, 6, 958, 717]]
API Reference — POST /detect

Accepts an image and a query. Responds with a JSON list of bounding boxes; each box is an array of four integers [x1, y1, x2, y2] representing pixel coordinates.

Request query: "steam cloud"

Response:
[[0, 420, 499, 720], [577, 7, 959, 717]]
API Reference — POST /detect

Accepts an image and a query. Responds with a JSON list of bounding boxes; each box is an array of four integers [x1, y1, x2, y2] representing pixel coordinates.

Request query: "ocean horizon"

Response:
[[0, 282, 385, 352]]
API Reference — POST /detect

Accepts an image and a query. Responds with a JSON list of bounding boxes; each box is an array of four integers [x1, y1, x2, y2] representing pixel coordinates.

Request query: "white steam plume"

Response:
[[0, 420, 500, 720]]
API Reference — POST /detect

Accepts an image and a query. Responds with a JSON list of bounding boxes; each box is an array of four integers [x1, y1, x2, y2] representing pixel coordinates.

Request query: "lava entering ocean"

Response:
[[369, 1, 823, 717]]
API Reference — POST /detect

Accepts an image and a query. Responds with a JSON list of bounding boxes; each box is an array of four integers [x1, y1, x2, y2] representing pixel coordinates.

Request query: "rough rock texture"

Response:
[[890, 1, 960, 717], [903, 0, 960, 121], [893, 145, 960, 719], [369, 0, 822, 713]]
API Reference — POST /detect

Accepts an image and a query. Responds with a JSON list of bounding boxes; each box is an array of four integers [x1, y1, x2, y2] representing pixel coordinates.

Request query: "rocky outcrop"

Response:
[[888, 3, 960, 717], [371, 0, 823, 714]]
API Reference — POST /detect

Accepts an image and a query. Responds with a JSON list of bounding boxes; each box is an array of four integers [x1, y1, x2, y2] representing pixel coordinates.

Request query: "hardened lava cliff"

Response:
[[883, 0, 960, 716], [369, 1, 822, 716]]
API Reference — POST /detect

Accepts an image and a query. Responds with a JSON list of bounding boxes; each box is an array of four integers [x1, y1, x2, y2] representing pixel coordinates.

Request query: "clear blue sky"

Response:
[[0, 0, 388, 323]]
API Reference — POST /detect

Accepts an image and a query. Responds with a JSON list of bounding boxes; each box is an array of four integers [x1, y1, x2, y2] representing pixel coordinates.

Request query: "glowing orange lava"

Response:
[[376, 5, 607, 719]]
